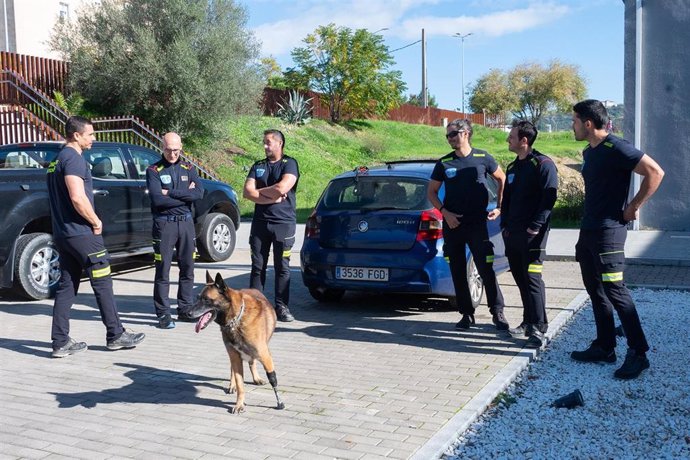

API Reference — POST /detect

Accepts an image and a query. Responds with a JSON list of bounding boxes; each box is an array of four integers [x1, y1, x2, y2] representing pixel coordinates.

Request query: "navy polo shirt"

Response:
[[247, 155, 299, 223], [46, 146, 94, 238], [431, 148, 498, 219], [581, 134, 643, 229], [501, 149, 558, 233]]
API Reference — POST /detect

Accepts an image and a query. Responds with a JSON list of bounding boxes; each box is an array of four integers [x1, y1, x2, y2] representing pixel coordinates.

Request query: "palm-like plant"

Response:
[[276, 90, 313, 125]]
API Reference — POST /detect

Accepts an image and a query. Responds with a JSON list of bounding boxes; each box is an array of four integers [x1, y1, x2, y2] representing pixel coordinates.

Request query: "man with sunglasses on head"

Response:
[[146, 132, 205, 329], [427, 119, 509, 331], [502, 120, 558, 348]]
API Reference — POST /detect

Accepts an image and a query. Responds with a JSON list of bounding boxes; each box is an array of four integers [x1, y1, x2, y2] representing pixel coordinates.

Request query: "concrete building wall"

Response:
[[1, 0, 89, 58], [1, 0, 17, 52], [624, 0, 690, 230]]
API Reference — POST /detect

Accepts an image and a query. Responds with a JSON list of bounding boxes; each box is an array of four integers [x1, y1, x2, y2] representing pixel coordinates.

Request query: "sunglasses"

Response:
[[446, 130, 465, 139]]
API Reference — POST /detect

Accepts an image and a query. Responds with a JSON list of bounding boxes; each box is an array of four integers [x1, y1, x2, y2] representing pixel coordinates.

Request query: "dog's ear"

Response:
[[214, 272, 227, 292], [205, 270, 214, 285]]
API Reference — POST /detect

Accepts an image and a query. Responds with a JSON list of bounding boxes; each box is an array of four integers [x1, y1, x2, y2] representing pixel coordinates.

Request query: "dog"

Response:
[[188, 271, 285, 413]]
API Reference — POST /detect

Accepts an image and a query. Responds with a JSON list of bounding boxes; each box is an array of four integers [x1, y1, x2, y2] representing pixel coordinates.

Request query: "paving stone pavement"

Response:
[[1, 249, 688, 460]]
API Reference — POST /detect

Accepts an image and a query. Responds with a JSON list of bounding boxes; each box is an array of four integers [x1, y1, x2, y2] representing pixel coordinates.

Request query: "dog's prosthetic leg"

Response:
[[267, 371, 285, 410]]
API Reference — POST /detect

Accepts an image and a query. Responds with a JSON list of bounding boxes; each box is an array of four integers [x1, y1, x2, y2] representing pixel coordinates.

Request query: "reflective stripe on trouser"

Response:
[[528, 263, 543, 274], [52, 234, 124, 348], [503, 229, 548, 332], [575, 227, 648, 353], [249, 220, 296, 309], [152, 218, 197, 317], [443, 221, 505, 315]]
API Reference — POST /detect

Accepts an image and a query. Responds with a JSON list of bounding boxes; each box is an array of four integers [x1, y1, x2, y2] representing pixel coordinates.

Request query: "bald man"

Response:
[[146, 132, 205, 329]]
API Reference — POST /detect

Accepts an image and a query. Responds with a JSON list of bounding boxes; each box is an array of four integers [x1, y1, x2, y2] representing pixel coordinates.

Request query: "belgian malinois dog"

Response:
[[188, 271, 285, 413]]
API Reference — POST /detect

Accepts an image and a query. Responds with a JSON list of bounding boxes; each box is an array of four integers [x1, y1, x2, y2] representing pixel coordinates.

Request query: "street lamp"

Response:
[[453, 32, 473, 114], [372, 27, 389, 35]]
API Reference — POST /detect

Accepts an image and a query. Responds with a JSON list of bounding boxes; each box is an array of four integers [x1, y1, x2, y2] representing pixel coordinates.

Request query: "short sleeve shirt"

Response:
[[247, 155, 299, 223], [431, 148, 498, 219], [46, 146, 94, 238], [502, 150, 558, 232], [581, 134, 643, 229]]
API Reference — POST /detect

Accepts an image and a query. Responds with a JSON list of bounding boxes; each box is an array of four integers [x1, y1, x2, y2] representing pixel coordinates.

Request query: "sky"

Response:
[[241, 0, 626, 113]]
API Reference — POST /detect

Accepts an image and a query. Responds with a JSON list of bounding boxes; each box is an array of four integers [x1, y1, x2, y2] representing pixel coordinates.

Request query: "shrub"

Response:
[[553, 180, 584, 225]]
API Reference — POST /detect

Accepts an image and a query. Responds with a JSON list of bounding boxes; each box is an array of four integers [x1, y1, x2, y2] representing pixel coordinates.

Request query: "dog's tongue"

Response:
[[195, 312, 213, 333]]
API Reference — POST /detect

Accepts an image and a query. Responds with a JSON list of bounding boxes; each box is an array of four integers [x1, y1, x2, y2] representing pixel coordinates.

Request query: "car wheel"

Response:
[[197, 213, 236, 262], [308, 286, 345, 303], [467, 255, 484, 309], [13, 233, 60, 300]]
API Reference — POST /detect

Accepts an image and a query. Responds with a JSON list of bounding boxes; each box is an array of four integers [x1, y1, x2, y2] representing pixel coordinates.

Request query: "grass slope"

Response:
[[200, 116, 586, 223]]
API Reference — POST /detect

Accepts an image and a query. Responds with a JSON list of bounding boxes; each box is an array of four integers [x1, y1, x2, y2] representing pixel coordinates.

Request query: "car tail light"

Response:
[[305, 212, 320, 239], [417, 209, 443, 241]]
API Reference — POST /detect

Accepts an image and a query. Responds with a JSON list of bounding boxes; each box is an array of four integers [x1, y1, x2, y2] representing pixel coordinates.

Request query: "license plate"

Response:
[[335, 266, 389, 281]]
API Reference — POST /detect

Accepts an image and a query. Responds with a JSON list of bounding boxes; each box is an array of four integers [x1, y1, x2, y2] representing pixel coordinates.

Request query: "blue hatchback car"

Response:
[[300, 160, 508, 306]]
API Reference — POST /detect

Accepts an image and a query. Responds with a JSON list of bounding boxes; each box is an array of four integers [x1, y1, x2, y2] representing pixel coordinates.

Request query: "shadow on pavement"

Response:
[[49, 363, 234, 410]]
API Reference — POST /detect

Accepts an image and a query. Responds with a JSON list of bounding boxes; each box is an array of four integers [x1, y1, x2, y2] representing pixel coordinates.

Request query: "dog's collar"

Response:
[[221, 299, 245, 330]]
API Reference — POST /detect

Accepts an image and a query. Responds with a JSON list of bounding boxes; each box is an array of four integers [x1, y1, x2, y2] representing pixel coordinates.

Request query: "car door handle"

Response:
[[93, 190, 109, 196]]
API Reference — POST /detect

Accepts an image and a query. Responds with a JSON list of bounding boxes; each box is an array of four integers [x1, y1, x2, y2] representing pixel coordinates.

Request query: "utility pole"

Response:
[[453, 32, 473, 114], [421, 29, 427, 108]]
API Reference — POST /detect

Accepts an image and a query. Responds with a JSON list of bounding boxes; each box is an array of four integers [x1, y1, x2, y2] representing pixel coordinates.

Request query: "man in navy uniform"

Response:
[[502, 120, 558, 348], [243, 129, 299, 322], [427, 118, 509, 331], [570, 99, 664, 379], [146, 132, 205, 329], [47, 116, 145, 357]]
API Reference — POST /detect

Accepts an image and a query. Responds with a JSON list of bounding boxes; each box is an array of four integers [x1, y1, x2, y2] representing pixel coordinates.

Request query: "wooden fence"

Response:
[[0, 51, 68, 97], [0, 69, 69, 138], [0, 106, 62, 144], [261, 87, 506, 127]]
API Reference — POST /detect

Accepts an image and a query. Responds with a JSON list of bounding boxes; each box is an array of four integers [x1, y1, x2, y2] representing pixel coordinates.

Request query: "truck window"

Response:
[[85, 147, 126, 179], [128, 147, 162, 180], [0, 148, 56, 169]]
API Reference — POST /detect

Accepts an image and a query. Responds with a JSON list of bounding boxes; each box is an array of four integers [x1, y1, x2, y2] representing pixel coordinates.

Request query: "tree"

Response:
[[50, 0, 263, 139], [285, 24, 406, 123], [468, 60, 586, 126], [261, 57, 287, 89], [405, 91, 438, 108], [468, 69, 516, 115]]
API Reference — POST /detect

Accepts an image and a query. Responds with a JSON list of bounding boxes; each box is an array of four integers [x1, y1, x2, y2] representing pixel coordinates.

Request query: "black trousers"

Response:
[[443, 221, 505, 315], [152, 217, 196, 318], [249, 220, 296, 309], [576, 227, 648, 353], [52, 234, 124, 348], [503, 228, 549, 332]]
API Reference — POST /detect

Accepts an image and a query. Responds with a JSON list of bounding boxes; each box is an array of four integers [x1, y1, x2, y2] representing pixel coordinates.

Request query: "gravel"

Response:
[[444, 288, 690, 460]]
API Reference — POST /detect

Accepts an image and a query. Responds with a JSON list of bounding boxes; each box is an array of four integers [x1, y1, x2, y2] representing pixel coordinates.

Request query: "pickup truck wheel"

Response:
[[13, 233, 60, 300], [197, 213, 236, 262]]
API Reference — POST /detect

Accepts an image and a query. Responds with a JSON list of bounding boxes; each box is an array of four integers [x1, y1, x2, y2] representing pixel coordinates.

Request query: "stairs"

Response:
[[0, 69, 219, 180]]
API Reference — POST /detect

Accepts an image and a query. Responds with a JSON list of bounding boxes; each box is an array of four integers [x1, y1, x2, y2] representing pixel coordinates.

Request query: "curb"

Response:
[[410, 290, 591, 460], [544, 254, 690, 267]]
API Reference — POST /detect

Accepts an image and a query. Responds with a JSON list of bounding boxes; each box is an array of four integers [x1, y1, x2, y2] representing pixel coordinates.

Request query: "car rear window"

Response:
[[0, 148, 58, 169], [320, 176, 431, 211]]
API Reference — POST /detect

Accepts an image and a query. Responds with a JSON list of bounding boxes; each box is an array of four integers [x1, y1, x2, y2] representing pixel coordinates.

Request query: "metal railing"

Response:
[[0, 70, 219, 181]]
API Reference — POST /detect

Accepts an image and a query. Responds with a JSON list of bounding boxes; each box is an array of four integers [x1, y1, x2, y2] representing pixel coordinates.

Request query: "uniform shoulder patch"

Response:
[[603, 142, 614, 148], [181, 163, 191, 170]]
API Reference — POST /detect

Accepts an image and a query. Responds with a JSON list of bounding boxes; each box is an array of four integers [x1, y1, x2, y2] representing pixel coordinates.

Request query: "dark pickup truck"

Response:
[[0, 141, 240, 300]]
